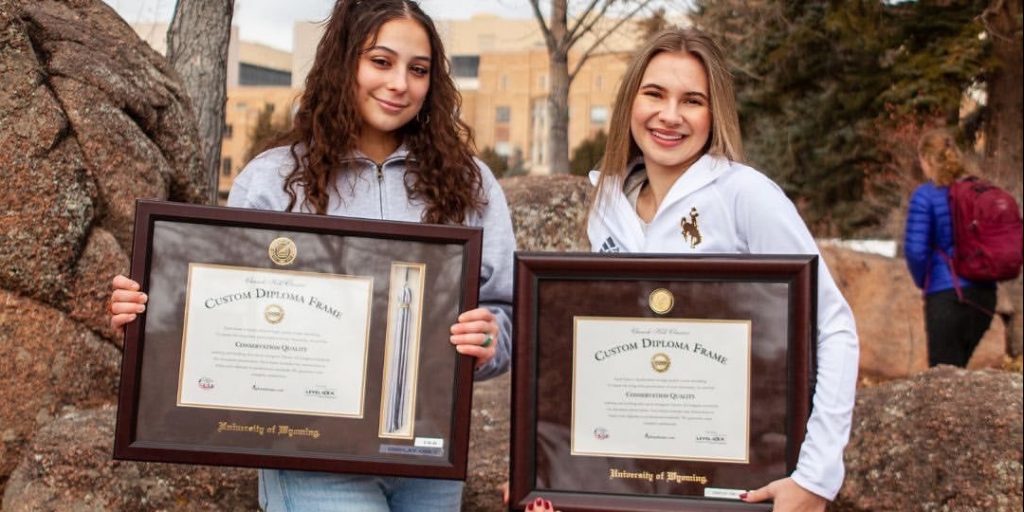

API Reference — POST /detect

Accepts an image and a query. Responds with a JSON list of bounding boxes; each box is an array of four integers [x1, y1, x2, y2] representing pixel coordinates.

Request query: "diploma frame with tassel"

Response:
[[114, 200, 482, 480]]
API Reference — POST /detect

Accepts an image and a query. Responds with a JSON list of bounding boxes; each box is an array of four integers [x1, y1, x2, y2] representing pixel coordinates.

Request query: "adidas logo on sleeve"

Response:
[[600, 237, 621, 253]]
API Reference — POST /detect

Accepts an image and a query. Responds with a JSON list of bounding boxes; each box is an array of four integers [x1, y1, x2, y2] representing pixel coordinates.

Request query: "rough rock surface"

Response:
[[500, 175, 591, 251], [0, 0, 205, 312], [0, 290, 121, 490], [463, 375, 511, 511], [1, 405, 257, 511], [834, 366, 1023, 511], [819, 245, 1005, 380], [0, 0, 206, 493]]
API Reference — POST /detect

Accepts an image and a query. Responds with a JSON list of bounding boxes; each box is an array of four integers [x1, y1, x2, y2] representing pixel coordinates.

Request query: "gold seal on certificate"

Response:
[[268, 237, 297, 265], [648, 288, 674, 314], [651, 352, 671, 373], [264, 304, 285, 324]]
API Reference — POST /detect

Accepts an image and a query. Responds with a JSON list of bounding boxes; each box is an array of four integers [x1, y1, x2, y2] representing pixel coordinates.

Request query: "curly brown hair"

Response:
[[274, 0, 483, 224]]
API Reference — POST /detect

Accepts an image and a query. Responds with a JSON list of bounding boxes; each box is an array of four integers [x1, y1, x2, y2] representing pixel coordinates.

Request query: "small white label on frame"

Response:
[[414, 437, 444, 448], [704, 488, 745, 500]]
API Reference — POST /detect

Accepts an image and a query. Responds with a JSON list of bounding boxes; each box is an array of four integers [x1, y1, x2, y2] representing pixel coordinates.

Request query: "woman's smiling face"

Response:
[[355, 17, 432, 148], [629, 51, 712, 177]]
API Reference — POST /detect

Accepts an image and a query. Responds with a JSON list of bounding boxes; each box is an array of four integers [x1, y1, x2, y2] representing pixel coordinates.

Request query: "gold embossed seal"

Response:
[[649, 288, 674, 315], [268, 237, 297, 266], [264, 304, 285, 324], [651, 353, 671, 373]]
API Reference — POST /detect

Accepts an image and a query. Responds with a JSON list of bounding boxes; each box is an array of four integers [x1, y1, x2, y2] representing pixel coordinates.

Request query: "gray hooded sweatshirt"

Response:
[[227, 145, 515, 380]]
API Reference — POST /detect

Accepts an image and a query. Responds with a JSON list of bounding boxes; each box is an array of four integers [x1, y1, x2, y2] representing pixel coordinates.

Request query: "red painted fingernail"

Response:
[[535, 497, 544, 506], [545, 500, 553, 510], [526, 504, 534, 511], [739, 492, 748, 500]]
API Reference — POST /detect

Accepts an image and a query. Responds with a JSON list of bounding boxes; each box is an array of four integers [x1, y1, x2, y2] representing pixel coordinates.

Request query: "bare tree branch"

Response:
[[528, 0, 558, 50], [569, 1, 653, 80], [529, 0, 659, 173], [565, 0, 606, 43]]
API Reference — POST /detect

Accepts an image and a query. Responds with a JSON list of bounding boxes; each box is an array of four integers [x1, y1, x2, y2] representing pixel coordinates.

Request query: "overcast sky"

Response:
[[102, 0, 532, 51]]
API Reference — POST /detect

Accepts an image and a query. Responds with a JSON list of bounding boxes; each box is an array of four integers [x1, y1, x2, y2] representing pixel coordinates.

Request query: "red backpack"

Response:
[[948, 176, 1023, 281]]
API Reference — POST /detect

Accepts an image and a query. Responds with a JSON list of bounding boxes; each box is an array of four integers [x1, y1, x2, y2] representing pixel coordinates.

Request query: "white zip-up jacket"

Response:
[[588, 154, 859, 500], [228, 145, 515, 380]]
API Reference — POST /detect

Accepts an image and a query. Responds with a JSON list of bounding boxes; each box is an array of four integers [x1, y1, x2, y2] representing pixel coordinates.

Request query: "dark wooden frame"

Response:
[[113, 200, 482, 479], [510, 253, 817, 511]]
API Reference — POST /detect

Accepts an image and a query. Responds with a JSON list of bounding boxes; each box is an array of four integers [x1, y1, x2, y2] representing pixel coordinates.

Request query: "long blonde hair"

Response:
[[594, 28, 744, 206], [917, 128, 969, 186]]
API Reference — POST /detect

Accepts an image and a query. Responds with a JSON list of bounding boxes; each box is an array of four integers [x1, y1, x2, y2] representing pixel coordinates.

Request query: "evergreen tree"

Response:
[[570, 130, 608, 176], [693, 0, 988, 235]]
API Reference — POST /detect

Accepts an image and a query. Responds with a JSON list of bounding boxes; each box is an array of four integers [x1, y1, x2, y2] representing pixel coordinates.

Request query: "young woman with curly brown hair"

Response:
[[109, 1, 515, 510]]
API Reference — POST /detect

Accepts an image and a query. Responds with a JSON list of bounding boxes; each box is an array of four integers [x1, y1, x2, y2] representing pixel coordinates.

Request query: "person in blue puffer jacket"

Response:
[[903, 128, 996, 367]]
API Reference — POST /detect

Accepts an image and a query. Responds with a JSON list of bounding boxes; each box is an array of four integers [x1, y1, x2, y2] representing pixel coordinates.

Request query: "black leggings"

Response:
[[925, 287, 997, 367]]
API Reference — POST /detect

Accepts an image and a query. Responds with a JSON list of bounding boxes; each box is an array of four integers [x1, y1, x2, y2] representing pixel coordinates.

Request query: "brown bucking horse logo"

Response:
[[680, 207, 702, 248]]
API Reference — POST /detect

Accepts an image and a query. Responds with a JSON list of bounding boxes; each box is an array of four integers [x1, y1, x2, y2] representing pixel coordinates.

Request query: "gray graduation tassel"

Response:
[[385, 268, 413, 433]]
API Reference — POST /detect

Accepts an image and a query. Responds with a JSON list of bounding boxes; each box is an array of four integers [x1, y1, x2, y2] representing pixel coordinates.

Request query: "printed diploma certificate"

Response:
[[177, 264, 373, 417], [571, 317, 751, 463]]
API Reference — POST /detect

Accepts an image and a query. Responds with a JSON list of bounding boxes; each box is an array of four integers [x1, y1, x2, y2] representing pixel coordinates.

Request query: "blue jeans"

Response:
[[258, 469, 464, 511]]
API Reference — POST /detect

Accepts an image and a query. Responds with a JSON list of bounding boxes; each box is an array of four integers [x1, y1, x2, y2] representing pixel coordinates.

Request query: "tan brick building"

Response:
[[465, 49, 630, 174], [219, 87, 299, 194]]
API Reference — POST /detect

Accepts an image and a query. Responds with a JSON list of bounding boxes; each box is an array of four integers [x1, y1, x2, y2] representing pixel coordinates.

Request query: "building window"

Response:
[[239, 63, 292, 87], [221, 157, 233, 177], [451, 55, 480, 78], [223, 123, 233, 139], [595, 74, 603, 91], [500, 75, 508, 91], [496, 106, 511, 124], [538, 74, 547, 91], [590, 106, 609, 125]]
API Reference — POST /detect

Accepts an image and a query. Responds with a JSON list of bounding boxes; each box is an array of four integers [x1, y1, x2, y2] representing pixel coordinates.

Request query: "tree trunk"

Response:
[[983, 0, 1023, 357], [544, 0, 571, 175], [547, 51, 571, 174], [529, 0, 656, 174], [166, 0, 234, 205]]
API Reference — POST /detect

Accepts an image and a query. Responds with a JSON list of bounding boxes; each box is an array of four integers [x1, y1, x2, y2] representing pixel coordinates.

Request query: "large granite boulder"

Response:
[[819, 245, 1005, 380], [835, 366, 1022, 511], [0, 0, 206, 492], [0, 290, 121, 490], [2, 405, 257, 511], [500, 174, 591, 251], [0, 0, 205, 315]]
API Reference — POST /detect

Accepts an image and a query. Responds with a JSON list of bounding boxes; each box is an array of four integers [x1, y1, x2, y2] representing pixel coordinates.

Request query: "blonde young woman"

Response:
[[585, 28, 859, 511], [903, 129, 996, 367]]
